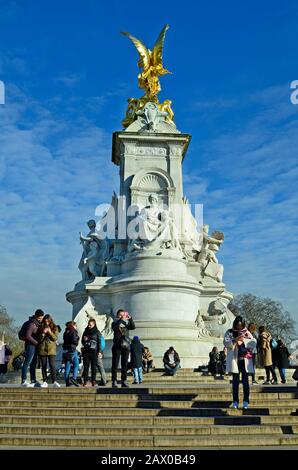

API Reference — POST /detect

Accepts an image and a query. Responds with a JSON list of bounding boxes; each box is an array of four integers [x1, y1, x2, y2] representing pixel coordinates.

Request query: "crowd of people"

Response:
[[1, 309, 296, 397], [15, 308, 179, 388]]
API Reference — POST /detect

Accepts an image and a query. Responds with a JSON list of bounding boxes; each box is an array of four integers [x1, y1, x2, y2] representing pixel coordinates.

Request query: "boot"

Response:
[[121, 381, 129, 388], [112, 381, 118, 388]]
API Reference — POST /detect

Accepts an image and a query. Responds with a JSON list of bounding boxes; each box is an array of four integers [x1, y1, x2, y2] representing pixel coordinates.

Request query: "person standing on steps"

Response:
[[82, 319, 105, 387], [20, 309, 44, 387], [257, 326, 278, 385], [275, 339, 291, 384], [111, 309, 136, 388], [224, 316, 257, 410], [130, 336, 144, 384], [37, 314, 60, 388], [62, 321, 80, 387], [248, 322, 258, 384]]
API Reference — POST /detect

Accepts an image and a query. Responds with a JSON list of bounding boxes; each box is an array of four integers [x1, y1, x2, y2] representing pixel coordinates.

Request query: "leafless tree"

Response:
[[229, 294, 296, 344], [0, 305, 23, 356]]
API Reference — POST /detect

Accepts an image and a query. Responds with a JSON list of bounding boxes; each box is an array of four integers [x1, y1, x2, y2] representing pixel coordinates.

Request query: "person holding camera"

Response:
[[111, 309, 136, 388], [224, 316, 257, 410], [37, 314, 60, 388], [82, 319, 105, 386]]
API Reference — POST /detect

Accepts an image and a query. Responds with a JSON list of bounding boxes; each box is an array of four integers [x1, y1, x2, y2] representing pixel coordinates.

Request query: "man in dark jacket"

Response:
[[111, 309, 135, 388], [276, 340, 291, 384], [163, 346, 181, 375], [21, 309, 44, 386]]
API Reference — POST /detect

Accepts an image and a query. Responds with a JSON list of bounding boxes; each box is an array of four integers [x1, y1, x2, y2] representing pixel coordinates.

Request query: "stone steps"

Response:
[[0, 385, 297, 448], [0, 433, 298, 448]]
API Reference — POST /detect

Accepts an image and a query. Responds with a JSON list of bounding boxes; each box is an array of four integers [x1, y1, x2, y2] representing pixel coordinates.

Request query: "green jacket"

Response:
[[37, 328, 58, 356]]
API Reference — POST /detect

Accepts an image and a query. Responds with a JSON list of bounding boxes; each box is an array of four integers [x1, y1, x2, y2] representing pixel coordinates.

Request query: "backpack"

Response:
[[100, 335, 106, 351], [18, 320, 30, 341], [271, 338, 278, 349], [12, 355, 24, 370]]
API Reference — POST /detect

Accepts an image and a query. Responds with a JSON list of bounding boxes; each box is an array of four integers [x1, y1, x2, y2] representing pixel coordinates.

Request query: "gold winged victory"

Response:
[[121, 24, 174, 128]]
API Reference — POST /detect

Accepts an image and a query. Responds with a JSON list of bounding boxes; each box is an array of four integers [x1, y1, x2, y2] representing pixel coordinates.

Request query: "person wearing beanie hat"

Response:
[[130, 336, 144, 384]]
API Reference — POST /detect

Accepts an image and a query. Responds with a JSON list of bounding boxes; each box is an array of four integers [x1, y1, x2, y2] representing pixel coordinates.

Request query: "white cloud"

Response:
[[184, 84, 298, 327]]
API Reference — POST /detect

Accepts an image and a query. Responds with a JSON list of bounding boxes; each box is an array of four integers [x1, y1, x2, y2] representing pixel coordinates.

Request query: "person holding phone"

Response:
[[111, 309, 135, 388], [224, 316, 257, 410]]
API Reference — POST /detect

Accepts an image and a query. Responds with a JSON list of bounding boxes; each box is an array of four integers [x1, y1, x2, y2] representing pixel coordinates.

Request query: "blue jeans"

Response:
[[133, 367, 143, 383], [165, 364, 180, 375], [21, 344, 37, 383], [279, 367, 286, 382], [64, 351, 79, 381]]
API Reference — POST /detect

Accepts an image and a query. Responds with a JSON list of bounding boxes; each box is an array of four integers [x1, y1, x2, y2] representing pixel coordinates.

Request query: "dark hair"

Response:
[[211, 346, 218, 353], [34, 309, 44, 318], [88, 318, 97, 328], [42, 314, 57, 332], [117, 309, 125, 316], [169, 346, 174, 352], [65, 321, 76, 327], [259, 325, 266, 334], [233, 315, 245, 329]]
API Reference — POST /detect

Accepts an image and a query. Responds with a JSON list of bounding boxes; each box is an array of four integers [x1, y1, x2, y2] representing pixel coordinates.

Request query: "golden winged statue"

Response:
[[121, 25, 174, 128]]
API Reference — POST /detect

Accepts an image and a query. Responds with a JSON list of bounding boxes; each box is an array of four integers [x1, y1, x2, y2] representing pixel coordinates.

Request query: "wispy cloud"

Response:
[[185, 84, 298, 325], [0, 83, 118, 324]]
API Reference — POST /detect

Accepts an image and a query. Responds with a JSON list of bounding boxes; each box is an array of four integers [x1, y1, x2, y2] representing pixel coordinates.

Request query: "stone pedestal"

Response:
[[66, 113, 234, 368]]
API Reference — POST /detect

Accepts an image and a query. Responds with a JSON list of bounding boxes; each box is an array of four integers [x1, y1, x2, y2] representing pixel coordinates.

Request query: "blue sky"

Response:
[[0, 0, 297, 329]]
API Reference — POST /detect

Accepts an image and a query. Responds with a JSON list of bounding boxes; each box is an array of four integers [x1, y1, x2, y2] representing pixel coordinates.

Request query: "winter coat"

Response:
[[37, 327, 58, 356], [24, 316, 42, 346], [143, 349, 153, 362], [112, 318, 136, 348], [130, 339, 144, 368], [163, 350, 180, 367], [224, 327, 256, 374], [63, 327, 79, 352], [209, 351, 220, 363], [82, 326, 103, 355], [276, 345, 290, 369], [258, 331, 273, 367]]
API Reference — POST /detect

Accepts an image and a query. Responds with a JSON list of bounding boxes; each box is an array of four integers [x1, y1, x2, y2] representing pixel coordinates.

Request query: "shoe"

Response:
[[53, 381, 61, 388], [112, 381, 118, 388], [132, 381, 139, 384], [281, 380, 286, 384], [139, 381, 143, 384], [231, 402, 238, 409], [99, 382, 107, 386], [252, 380, 258, 385], [20, 381, 32, 387], [91, 381, 97, 387], [121, 382, 129, 388], [272, 380, 278, 385], [243, 401, 249, 409], [263, 381, 270, 385], [70, 378, 79, 387], [41, 382, 48, 388], [33, 381, 42, 388]]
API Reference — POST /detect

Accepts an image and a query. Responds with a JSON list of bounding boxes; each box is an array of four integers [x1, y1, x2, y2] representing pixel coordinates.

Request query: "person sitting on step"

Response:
[[163, 346, 181, 376]]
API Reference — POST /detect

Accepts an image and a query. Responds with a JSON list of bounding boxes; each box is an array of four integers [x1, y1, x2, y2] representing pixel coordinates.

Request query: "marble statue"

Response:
[[79, 219, 109, 280], [197, 225, 224, 282], [128, 194, 180, 251]]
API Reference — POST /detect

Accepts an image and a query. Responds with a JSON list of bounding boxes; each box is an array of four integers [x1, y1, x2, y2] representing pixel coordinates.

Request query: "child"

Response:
[[130, 336, 144, 384]]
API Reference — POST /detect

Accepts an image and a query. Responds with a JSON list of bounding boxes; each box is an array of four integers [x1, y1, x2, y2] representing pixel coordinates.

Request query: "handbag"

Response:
[[120, 338, 131, 350], [292, 368, 298, 381], [62, 351, 75, 362]]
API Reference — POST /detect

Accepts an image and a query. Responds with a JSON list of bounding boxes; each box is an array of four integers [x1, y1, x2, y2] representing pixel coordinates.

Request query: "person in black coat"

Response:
[[62, 321, 80, 387], [208, 347, 220, 376], [163, 347, 181, 375], [81, 319, 105, 386], [275, 340, 290, 384], [111, 309, 136, 388], [130, 336, 144, 384]]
